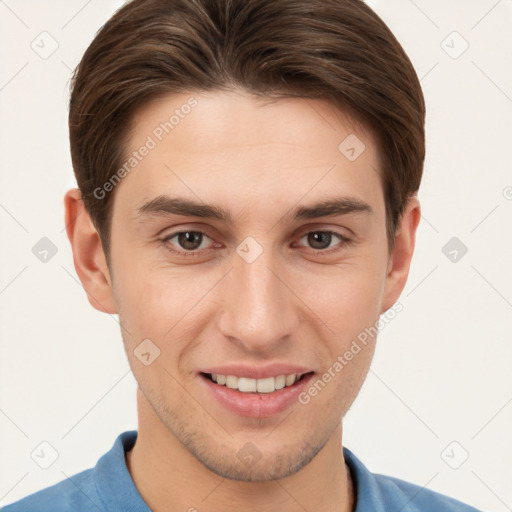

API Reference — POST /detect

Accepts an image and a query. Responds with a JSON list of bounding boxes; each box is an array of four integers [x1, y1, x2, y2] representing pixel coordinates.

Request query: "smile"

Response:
[[203, 372, 310, 393], [199, 371, 315, 418]]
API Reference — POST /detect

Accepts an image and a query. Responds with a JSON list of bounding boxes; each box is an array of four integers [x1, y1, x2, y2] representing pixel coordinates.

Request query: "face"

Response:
[[89, 90, 412, 481]]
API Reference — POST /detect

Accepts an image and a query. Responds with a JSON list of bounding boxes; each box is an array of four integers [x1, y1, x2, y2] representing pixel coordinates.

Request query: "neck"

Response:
[[126, 389, 354, 512]]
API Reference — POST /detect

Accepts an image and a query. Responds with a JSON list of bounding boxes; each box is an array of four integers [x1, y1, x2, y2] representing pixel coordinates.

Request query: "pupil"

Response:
[[178, 232, 202, 250], [308, 232, 331, 249]]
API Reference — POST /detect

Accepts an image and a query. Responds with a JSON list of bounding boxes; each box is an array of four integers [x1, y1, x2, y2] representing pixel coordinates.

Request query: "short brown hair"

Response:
[[69, 0, 425, 262]]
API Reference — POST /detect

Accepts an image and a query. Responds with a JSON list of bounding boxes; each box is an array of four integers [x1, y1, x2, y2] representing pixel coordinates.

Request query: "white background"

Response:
[[0, 1, 511, 510]]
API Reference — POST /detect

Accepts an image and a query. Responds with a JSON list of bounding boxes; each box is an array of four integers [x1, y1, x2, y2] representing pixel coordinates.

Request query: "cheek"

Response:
[[113, 265, 217, 346], [292, 260, 385, 339]]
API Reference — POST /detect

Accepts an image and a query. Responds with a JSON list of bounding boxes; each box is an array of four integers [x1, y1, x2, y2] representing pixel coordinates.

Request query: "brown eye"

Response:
[[162, 230, 214, 253], [297, 231, 350, 251], [176, 231, 203, 250], [307, 232, 333, 250]]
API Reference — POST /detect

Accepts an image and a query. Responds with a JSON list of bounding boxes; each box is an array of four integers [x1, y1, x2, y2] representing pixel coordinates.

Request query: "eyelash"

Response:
[[160, 229, 353, 258]]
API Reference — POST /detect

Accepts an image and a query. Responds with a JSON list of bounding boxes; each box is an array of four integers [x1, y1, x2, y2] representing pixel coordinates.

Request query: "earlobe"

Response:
[[64, 188, 117, 314], [380, 196, 421, 314]]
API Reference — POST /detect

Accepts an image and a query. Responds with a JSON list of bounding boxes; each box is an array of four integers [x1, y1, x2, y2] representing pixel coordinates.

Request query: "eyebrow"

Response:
[[136, 195, 234, 223], [135, 194, 373, 223], [293, 197, 373, 219]]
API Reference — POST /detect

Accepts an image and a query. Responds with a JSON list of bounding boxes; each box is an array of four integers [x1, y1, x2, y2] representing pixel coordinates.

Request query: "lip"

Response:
[[199, 371, 315, 418], [199, 363, 313, 380]]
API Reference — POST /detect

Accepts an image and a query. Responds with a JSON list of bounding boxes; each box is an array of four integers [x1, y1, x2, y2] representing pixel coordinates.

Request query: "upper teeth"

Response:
[[210, 373, 304, 393]]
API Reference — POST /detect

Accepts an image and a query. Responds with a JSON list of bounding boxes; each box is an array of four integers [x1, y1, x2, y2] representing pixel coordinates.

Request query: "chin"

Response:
[[191, 439, 323, 482]]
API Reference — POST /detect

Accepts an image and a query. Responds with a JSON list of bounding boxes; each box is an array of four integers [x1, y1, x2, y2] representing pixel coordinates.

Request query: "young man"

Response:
[[2, 0, 481, 511]]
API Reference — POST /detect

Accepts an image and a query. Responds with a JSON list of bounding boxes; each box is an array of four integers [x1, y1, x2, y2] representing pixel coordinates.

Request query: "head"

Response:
[[65, 0, 424, 481]]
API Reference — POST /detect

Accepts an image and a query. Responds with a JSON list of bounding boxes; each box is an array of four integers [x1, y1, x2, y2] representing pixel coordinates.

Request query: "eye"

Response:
[[162, 230, 215, 254], [296, 230, 351, 252], [160, 228, 352, 259]]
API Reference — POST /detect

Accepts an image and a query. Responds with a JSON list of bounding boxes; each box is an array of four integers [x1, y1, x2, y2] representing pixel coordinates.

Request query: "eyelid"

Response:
[[294, 222, 354, 238], [296, 230, 349, 243], [161, 229, 214, 242]]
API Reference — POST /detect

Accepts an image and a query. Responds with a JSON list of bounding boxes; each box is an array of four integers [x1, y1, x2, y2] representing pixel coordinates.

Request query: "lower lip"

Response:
[[199, 372, 314, 418]]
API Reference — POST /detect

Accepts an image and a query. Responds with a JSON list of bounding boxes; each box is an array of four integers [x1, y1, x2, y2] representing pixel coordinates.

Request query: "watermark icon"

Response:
[[440, 31, 469, 60], [236, 442, 263, 467], [440, 441, 469, 469], [134, 338, 161, 366], [298, 302, 403, 405], [31, 441, 59, 469], [442, 236, 468, 263], [93, 97, 198, 200], [338, 134, 366, 161], [31, 31, 59, 59], [503, 186, 512, 200], [236, 236, 264, 264], [32, 237, 58, 263]]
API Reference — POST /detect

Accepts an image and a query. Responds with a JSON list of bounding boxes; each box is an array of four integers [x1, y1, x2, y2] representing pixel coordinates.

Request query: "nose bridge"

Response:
[[217, 247, 297, 350]]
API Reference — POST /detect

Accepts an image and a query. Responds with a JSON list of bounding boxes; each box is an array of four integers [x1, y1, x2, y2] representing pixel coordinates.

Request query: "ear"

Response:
[[64, 188, 117, 314], [380, 195, 421, 314]]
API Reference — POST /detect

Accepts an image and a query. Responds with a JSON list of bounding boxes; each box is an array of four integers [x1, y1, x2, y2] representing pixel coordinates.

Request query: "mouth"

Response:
[[199, 370, 315, 418], [200, 371, 313, 394]]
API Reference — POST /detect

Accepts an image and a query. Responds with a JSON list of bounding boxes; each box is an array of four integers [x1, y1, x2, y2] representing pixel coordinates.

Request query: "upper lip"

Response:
[[199, 363, 313, 380]]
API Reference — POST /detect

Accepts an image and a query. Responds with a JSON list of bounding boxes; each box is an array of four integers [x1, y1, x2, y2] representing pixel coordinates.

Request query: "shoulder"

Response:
[[343, 447, 482, 512], [372, 472, 481, 511], [1, 468, 101, 512], [1, 431, 139, 512]]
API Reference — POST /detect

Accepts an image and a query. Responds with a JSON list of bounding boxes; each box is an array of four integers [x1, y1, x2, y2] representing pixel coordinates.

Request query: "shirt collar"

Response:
[[94, 430, 150, 511], [95, 430, 380, 511], [343, 446, 388, 512]]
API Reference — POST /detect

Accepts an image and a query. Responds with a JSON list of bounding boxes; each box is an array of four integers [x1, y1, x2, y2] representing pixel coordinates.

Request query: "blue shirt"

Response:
[[1, 430, 481, 511]]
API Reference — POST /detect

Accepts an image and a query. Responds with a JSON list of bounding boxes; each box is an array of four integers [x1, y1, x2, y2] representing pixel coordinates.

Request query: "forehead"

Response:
[[115, 90, 383, 218]]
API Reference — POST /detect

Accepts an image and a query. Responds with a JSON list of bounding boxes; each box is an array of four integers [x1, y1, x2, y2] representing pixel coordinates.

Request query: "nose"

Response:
[[216, 246, 299, 353]]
